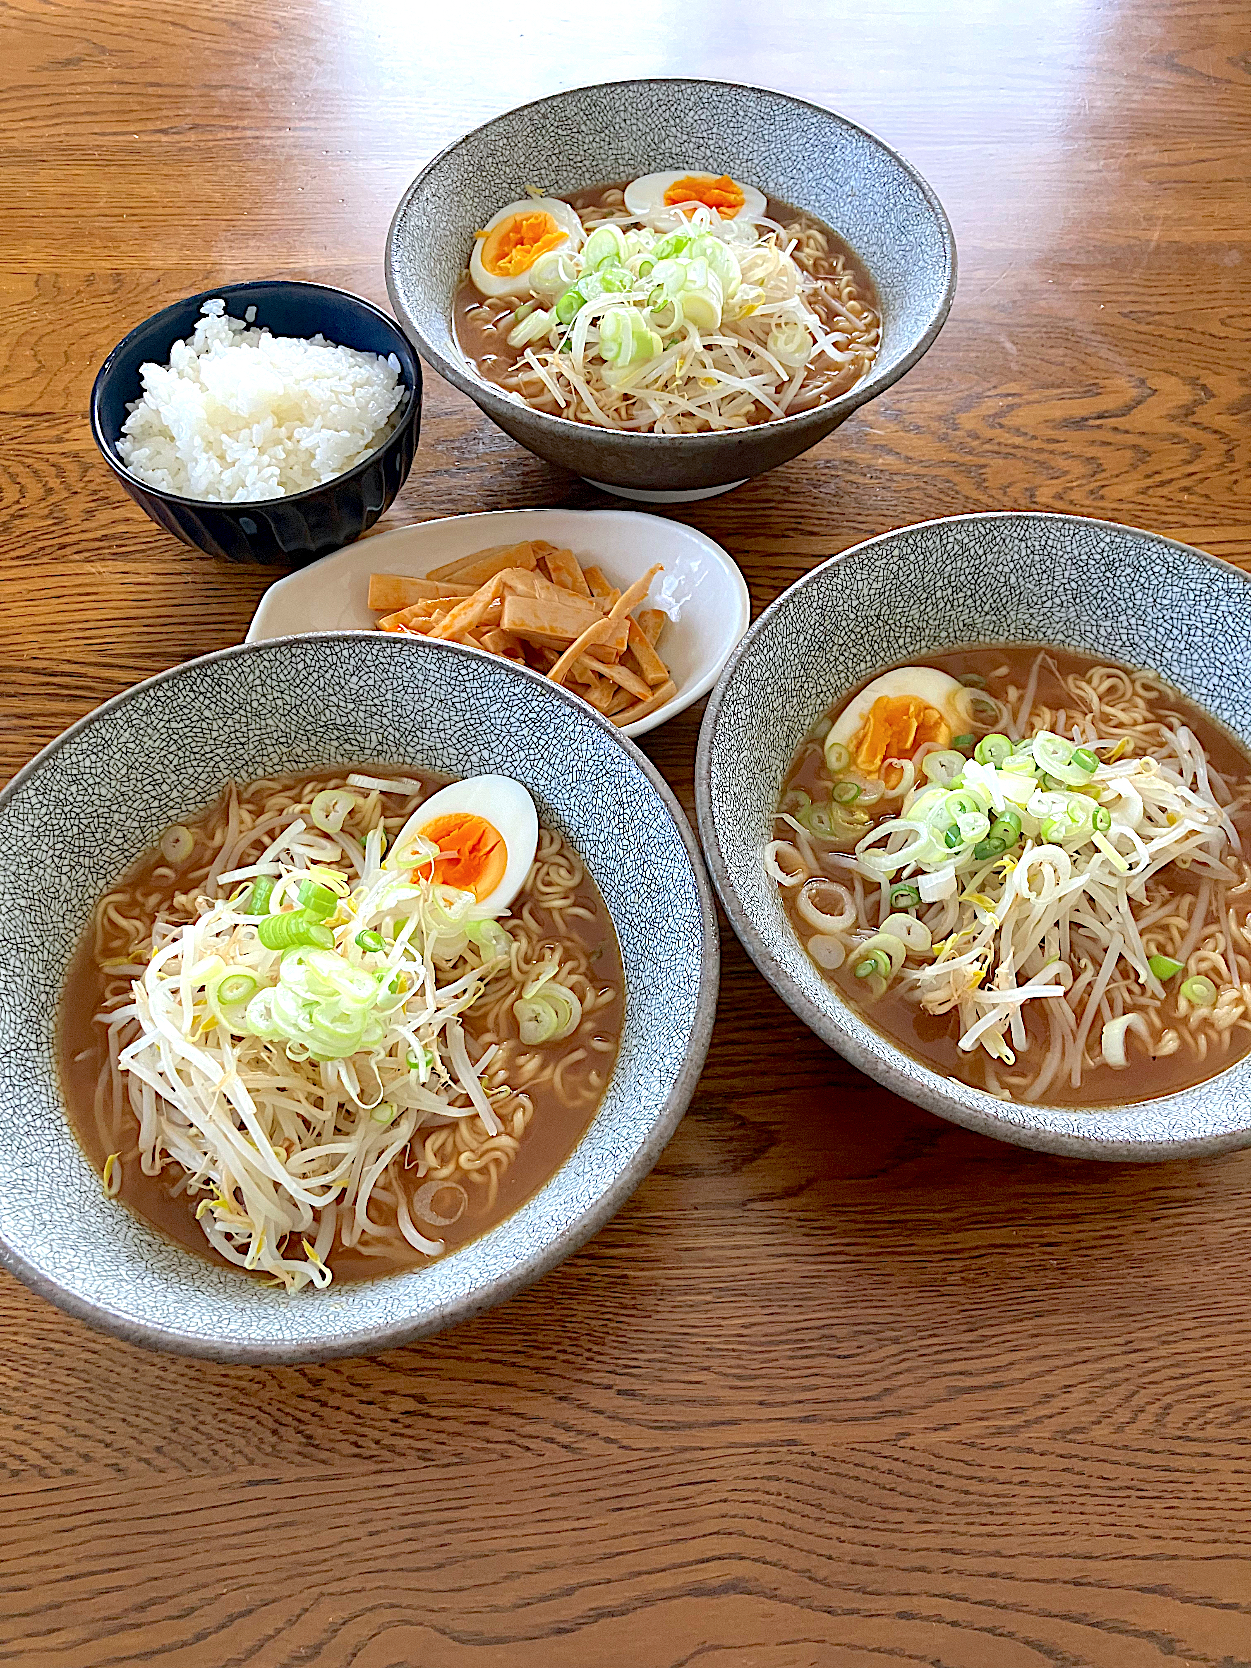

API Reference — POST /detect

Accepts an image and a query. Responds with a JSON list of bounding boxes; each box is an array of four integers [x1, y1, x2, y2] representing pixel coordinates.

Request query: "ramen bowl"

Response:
[[696, 512, 1251, 1161], [0, 634, 718, 1361], [386, 78, 955, 503]]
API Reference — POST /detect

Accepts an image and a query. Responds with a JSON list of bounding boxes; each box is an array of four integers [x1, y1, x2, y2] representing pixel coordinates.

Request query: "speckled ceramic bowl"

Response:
[[386, 79, 955, 503], [0, 635, 718, 1361], [696, 512, 1251, 1161]]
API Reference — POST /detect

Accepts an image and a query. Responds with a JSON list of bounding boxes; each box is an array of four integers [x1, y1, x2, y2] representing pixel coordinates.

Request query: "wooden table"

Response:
[[4, 3, 1250, 1662]]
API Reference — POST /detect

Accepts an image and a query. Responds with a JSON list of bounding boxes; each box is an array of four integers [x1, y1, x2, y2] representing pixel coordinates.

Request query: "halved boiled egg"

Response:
[[468, 198, 584, 298], [623, 170, 767, 226], [391, 775, 538, 917], [829, 668, 968, 780]]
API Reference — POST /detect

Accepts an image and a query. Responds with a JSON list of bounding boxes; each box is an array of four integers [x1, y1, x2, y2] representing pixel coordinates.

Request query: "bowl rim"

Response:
[[0, 630, 720, 1361], [384, 75, 958, 446], [89, 279, 423, 513], [695, 509, 1251, 1162], [242, 505, 752, 739]]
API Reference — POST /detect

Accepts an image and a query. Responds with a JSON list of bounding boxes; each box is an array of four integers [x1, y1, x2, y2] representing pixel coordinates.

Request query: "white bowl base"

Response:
[[585, 478, 748, 504]]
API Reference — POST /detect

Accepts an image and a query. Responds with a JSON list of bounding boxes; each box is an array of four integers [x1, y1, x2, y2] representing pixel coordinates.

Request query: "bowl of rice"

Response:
[[91, 280, 422, 565]]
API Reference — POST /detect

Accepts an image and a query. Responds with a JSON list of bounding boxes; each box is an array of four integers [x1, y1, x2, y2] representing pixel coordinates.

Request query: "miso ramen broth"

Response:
[[769, 647, 1251, 1107], [454, 173, 880, 432], [60, 768, 623, 1286]]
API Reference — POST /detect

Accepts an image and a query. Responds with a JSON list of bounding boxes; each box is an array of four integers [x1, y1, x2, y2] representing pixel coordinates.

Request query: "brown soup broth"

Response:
[[59, 768, 624, 1281], [453, 181, 880, 422], [778, 646, 1251, 1107]]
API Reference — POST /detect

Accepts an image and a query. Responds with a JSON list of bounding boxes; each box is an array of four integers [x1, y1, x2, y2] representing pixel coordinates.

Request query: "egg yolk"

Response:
[[418, 813, 508, 901], [663, 174, 746, 214], [479, 212, 568, 278], [854, 696, 952, 776]]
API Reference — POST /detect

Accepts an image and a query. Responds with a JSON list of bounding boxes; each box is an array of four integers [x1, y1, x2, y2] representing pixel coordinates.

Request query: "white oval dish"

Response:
[[246, 508, 751, 739]]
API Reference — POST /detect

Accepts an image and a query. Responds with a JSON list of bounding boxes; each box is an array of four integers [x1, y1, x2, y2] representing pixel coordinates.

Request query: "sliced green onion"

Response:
[[1034, 733, 1074, 775], [824, 740, 851, 773], [507, 305, 554, 348], [974, 733, 1013, 766], [242, 876, 275, 916], [309, 788, 357, 834], [1148, 954, 1184, 981], [1071, 747, 1098, 775], [951, 734, 975, 749], [554, 284, 587, 324], [687, 233, 743, 299], [529, 248, 579, 298], [1092, 806, 1112, 832], [243, 946, 380, 1059], [958, 672, 987, 688], [832, 780, 860, 804], [355, 929, 386, 953], [996, 806, 1023, 835], [298, 880, 337, 921], [1003, 753, 1037, 777], [854, 932, 907, 978], [258, 910, 334, 951], [651, 230, 692, 262], [944, 789, 984, 819], [1180, 975, 1217, 1007], [160, 824, 194, 865], [371, 1101, 399, 1125], [944, 825, 963, 849], [961, 689, 1003, 726], [514, 986, 579, 1045], [973, 836, 1007, 861], [598, 306, 662, 368], [583, 223, 628, 268], [217, 972, 258, 1006], [890, 883, 921, 909], [923, 750, 966, 786]]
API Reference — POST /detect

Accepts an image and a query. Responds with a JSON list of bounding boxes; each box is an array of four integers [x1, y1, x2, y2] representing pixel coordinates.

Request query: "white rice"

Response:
[[117, 299, 405, 502]]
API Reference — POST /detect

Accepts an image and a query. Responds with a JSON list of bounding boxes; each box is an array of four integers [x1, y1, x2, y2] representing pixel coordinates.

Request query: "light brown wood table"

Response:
[[2, 2, 1249, 1663]]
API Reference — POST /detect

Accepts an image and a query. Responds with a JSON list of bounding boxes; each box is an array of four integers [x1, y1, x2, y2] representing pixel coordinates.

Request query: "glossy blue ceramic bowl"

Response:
[[90, 280, 422, 566]]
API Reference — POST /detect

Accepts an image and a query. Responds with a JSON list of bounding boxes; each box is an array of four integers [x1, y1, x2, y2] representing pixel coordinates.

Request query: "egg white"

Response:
[[390, 775, 539, 917], [468, 198, 584, 299], [829, 668, 968, 757], [623, 170, 768, 226]]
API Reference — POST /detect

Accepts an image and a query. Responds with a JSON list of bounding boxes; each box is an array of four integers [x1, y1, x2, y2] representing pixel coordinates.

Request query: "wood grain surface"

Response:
[[3, 1, 1251, 1663]]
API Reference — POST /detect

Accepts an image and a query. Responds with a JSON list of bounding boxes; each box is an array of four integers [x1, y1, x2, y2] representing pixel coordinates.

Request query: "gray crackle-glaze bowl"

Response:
[[696, 512, 1251, 1162], [0, 635, 718, 1361], [386, 79, 955, 502]]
